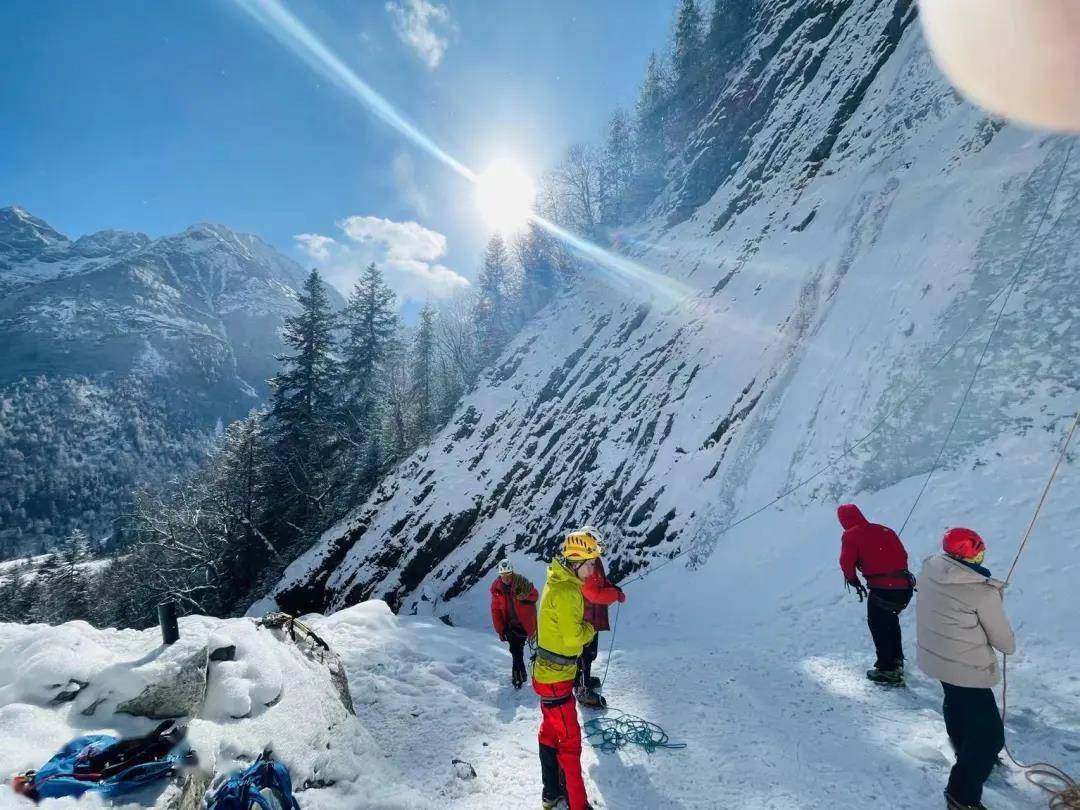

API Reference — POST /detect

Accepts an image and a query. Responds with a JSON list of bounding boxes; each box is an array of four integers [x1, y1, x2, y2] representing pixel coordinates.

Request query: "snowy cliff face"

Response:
[[271, 0, 1080, 616]]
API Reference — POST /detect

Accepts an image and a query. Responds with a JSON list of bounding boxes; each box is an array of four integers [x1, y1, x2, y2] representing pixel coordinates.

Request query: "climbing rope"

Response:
[[998, 408, 1080, 809], [898, 141, 1076, 535], [599, 601, 619, 688], [583, 709, 686, 754], [1004, 409, 1080, 586], [591, 144, 1077, 782], [615, 141, 1076, 590]]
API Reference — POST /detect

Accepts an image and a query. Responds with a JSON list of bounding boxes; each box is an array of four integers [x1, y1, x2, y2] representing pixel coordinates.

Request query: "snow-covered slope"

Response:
[[269, 0, 1080, 618], [5, 460, 1078, 810]]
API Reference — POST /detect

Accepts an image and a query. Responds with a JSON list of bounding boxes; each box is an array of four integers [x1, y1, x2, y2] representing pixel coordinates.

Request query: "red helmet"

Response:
[[943, 527, 985, 559]]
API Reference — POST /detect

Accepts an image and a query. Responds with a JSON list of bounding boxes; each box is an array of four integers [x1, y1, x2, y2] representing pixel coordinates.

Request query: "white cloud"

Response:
[[385, 0, 453, 69], [294, 216, 468, 304], [293, 233, 336, 262]]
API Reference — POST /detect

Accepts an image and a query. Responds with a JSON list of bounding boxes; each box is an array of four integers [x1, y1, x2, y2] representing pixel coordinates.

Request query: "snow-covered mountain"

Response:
[[0, 206, 152, 289], [0, 209, 316, 401], [269, 0, 1080, 618], [0, 209, 328, 554]]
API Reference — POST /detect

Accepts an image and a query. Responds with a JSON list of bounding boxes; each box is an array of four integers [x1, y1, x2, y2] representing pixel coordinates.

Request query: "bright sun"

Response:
[[475, 158, 536, 235]]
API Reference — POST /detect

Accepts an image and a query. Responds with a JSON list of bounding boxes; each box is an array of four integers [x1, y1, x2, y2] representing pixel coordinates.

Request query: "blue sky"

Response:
[[0, 0, 674, 306]]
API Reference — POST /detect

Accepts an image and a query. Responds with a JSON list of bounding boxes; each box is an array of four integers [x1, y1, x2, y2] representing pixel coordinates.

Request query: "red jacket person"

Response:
[[576, 555, 624, 707], [489, 559, 538, 689], [838, 503, 914, 685]]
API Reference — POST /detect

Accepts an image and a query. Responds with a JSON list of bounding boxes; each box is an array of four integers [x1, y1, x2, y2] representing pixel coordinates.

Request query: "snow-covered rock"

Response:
[[268, 0, 1080, 619]]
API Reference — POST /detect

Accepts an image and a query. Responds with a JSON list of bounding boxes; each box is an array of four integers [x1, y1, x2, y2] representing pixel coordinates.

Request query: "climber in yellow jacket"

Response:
[[532, 528, 603, 810]]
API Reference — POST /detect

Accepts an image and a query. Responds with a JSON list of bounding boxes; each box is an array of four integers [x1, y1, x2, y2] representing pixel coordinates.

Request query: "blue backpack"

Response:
[[20, 722, 191, 801], [206, 750, 300, 810]]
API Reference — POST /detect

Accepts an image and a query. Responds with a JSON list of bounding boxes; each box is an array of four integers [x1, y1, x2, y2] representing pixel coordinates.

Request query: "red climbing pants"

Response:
[[534, 678, 588, 810]]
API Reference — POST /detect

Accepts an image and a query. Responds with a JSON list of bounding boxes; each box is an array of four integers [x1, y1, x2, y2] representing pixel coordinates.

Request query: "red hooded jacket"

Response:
[[490, 574, 538, 637], [838, 504, 911, 589], [581, 560, 623, 632]]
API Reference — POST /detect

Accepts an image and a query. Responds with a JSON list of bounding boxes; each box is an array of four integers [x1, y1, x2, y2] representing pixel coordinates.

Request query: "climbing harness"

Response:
[[535, 646, 580, 667], [998, 408, 1080, 809], [583, 709, 686, 754]]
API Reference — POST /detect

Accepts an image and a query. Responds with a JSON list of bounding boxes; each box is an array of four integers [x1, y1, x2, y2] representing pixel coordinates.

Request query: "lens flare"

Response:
[[476, 159, 536, 235], [229, 0, 696, 305]]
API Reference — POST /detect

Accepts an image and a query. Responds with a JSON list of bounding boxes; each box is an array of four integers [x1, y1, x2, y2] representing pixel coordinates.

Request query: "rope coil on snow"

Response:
[[583, 709, 686, 754]]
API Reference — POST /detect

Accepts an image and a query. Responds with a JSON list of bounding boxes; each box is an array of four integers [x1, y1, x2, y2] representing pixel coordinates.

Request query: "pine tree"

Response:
[[33, 543, 91, 623], [634, 51, 672, 206], [211, 413, 274, 611], [382, 331, 411, 463], [0, 563, 27, 622], [705, 0, 755, 85], [672, 0, 706, 140], [265, 268, 339, 550], [516, 224, 560, 314], [337, 263, 400, 497], [601, 107, 636, 227], [474, 235, 516, 365], [410, 304, 439, 442]]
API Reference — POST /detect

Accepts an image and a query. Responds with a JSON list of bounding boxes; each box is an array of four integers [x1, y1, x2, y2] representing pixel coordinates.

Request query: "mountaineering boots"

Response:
[[540, 801, 594, 810], [576, 686, 607, 709], [945, 790, 988, 809], [866, 667, 904, 686], [541, 800, 594, 810]]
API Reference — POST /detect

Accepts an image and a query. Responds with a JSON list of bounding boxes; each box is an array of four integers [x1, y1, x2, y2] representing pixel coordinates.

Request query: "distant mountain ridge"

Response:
[[0, 207, 330, 556]]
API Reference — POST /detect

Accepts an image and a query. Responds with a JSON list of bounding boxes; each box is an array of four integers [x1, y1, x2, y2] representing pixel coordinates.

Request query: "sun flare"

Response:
[[475, 158, 536, 234]]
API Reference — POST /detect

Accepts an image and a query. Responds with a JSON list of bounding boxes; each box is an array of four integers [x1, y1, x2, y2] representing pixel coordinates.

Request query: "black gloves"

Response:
[[846, 577, 868, 601]]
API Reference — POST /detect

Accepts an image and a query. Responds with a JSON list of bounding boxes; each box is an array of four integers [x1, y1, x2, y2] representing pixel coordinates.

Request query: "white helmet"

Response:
[[497, 559, 513, 575]]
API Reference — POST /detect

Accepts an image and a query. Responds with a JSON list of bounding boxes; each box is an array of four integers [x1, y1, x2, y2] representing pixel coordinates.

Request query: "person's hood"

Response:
[[922, 554, 1006, 590], [546, 558, 583, 589], [837, 503, 868, 530]]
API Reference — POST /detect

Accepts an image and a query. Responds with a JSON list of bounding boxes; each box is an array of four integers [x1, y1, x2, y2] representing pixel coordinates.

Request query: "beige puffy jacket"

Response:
[[916, 554, 1016, 688]]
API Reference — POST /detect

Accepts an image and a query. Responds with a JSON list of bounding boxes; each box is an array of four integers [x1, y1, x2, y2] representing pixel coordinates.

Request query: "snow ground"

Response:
[[1, 431, 1077, 809]]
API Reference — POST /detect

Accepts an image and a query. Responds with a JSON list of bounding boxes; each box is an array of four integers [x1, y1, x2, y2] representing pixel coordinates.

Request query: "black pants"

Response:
[[942, 682, 1004, 806], [508, 631, 527, 681], [539, 742, 567, 801], [576, 635, 599, 688], [867, 587, 912, 671]]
